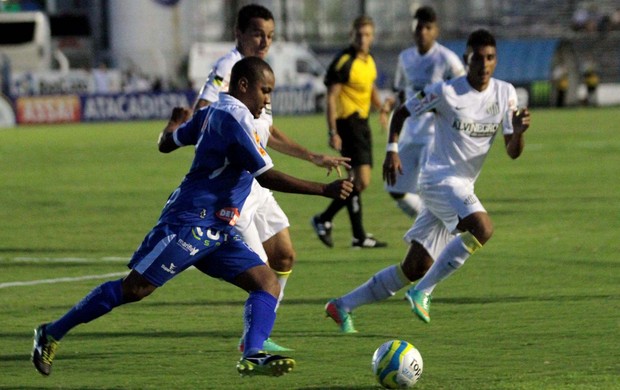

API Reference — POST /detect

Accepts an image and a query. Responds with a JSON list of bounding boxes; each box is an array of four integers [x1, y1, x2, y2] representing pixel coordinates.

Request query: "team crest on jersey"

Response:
[[216, 207, 240, 226], [486, 102, 500, 115]]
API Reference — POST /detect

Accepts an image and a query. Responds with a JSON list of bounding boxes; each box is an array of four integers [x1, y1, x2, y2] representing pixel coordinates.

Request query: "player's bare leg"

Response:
[[407, 212, 491, 322]]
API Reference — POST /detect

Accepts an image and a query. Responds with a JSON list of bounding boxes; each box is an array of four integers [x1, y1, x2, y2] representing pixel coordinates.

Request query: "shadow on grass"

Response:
[[295, 387, 379, 390], [0, 329, 240, 341], [36, 292, 617, 313]]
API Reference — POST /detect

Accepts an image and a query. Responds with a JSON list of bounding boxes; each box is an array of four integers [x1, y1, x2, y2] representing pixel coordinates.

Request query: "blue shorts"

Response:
[[128, 223, 265, 287]]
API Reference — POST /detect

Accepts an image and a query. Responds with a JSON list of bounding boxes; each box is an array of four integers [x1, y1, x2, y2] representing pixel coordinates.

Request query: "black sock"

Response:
[[320, 197, 347, 222], [346, 190, 365, 239]]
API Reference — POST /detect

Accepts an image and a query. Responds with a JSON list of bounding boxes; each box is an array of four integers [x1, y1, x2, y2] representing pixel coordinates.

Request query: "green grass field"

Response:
[[1, 108, 618, 389]]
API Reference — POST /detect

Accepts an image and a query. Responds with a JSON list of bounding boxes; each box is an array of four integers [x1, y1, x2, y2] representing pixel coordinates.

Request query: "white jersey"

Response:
[[405, 76, 518, 183], [197, 47, 273, 145], [195, 47, 286, 256], [394, 42, 465, 144]]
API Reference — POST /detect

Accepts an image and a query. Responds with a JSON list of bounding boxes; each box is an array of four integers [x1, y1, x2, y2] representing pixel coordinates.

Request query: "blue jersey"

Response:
[[158, 93, 273, 231]]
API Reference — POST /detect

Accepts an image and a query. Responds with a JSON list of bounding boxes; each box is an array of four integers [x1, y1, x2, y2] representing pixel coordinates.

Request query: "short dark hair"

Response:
[[352, 15, 374, 31], [466, 29, 496, 49], [230, 56, 273, 89], [414, 6, 437, 23], [236, 4, 274, 32]]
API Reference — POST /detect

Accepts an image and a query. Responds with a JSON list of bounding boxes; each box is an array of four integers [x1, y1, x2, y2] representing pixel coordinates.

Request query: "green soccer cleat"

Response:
[[405, 288, 432, 323], [325, 299, 358, 333], [238, 337, 293, 353], [236, 352, 295, 377], [263, 337, 293, 352], [31, 324, 59, 376]]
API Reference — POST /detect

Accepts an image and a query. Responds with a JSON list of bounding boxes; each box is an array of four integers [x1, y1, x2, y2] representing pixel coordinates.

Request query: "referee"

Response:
[[312, 15, 390, 249]]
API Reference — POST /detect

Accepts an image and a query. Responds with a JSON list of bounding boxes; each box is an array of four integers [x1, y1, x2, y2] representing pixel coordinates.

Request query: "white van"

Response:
[[0, 12, 52, 72], [188, 41, 326, 114]]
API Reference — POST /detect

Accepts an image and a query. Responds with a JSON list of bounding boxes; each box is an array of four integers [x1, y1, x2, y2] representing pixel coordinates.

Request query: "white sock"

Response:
[[396, 193, 424, 218], [339, 265, 410, 311], [274, 270, 291, 311], [415, 232, 482, 294]]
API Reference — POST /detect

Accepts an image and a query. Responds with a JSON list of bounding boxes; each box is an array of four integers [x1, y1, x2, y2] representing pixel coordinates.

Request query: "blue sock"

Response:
[[242, 290, 277, 357], [46, 278, 125, 341]]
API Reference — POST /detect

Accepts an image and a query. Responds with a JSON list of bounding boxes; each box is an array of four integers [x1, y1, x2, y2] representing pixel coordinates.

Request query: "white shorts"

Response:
[[385, 115, 433, 195], [403, 177, 486, 260], [384, 142, 428, 194], [235, 180, 290, 262]]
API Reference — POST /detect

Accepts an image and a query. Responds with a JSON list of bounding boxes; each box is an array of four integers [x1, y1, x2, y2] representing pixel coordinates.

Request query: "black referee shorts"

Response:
[[336, 112, 373, 167]]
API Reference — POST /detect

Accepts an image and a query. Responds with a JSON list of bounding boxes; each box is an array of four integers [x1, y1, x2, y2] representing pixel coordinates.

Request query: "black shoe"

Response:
[[237, 352, 296, 377], [311, 215, 333, 248], [31, 324, 59, 376], [351, 236, 388, 249]]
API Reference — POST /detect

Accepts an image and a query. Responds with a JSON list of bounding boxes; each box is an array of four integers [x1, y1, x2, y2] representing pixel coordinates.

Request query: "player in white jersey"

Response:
[[324, 29, 531, 332], [192, 4, 349, 351], [383, 6, 465, 218]]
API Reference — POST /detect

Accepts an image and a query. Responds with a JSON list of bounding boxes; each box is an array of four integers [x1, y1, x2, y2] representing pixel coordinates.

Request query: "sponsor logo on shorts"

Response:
[[177, 239, 199, 255], [161, 262, 177, 274], [191, 227, 230, 247]]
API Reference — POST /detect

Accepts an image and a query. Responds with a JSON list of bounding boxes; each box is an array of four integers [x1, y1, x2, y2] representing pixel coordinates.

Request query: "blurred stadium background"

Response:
[[1, 0, 619, 126]]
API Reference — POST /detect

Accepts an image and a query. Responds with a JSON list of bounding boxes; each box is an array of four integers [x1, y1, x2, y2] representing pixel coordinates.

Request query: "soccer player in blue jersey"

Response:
[[31, 57, 353, 378], [192, 3, 350, 353]]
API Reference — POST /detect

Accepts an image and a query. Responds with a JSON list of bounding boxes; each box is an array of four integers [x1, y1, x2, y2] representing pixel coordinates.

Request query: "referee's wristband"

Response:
[[328, 129, 337, 137], [386, 142, 399, 153]]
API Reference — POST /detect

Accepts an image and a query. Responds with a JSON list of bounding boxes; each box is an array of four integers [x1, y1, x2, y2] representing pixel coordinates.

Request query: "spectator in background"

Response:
[[552, 63, 569, 107], [122, 65, 152, 93], [92, 62, 111, 93], [582, 59, 600, 106]]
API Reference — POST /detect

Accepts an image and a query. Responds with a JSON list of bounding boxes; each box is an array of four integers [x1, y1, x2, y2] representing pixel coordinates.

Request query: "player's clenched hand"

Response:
[[512, 107, 531, 135], [169, 107, 192, 127], [324, 179, 354, 200], [311, 154, 352, 177], [382, 152, 403, 186]]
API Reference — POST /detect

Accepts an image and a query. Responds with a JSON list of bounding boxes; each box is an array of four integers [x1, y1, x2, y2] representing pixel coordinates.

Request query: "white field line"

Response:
[[0, 272, 128, 289], [0, 256, 129, 289], [0, 256, 197, 289]]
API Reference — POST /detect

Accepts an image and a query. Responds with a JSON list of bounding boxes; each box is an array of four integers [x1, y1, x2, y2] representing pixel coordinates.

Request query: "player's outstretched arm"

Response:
[[505, 108, 531, 159], [268, 125, 351, 176], [256, 169, 353, 200], [158, 107, 192, 153]]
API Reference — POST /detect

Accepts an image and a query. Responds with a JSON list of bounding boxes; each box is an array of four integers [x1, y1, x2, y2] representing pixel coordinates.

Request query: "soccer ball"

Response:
[[371, 340, 423, 388]]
